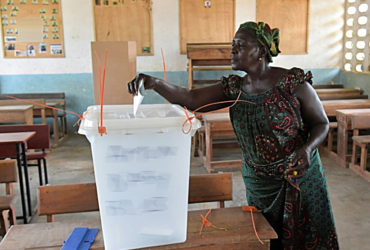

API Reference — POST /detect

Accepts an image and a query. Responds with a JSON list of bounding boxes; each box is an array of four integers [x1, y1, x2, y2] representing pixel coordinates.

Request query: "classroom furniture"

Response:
[[326, 122, 338, 153], [91, 41, 136, 105], [2, 207, 277, 249], [0, 105, 34, 125], [201, 112, 241, 173], [0, 160, 17, 236], [336, 109, 370, 168], [0, 132, 35, 224], [186, 43, 232, 89], [312, 84, 343, 89], [0, 93, 67, 146], [188, 173, 232, 208], [0, 99, 47, 124], [316, 88, 367, 100], [39, 173, 233, 222], [180, 0, 235, 54], [350, 114, 370, 182], [0, 125, 50, 186], [322, 99, 370, 117], [93, 0, 153, 56]]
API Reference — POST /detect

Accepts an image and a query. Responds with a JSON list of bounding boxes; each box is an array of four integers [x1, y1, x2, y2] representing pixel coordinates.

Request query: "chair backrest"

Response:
[[188, 173, 232, 207], [38, 182, 98, 222], [0, 159, 17, 195], [0, 125, 50, 150], [38, 173, 233, 222]]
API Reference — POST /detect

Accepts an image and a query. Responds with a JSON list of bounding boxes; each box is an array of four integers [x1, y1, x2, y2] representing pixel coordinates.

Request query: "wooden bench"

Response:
[[201, 112, 241, 173], [0, 93, 67, 147], [38, 173, 233, 222], [0, 99, 47, 124], [312, 84, 343, 89], [350, 114, 370, 182], [0, 93, 66, 135], [316, 88, 367, 100]]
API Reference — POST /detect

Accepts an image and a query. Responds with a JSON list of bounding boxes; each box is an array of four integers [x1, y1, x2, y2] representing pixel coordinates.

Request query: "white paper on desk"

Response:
[[133, 91, 144, 117]]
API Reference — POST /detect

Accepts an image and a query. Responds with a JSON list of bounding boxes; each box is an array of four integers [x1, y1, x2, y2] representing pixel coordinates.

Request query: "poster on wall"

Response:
[[0, 0, 65, 58]]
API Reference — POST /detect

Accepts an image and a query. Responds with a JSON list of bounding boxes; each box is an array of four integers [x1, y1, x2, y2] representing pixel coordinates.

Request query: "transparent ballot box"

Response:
[[79, 104, 200, 250]]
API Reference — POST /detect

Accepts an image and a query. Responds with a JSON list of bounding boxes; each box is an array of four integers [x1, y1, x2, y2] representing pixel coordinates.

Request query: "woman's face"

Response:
[[231, 30, 261, 71]]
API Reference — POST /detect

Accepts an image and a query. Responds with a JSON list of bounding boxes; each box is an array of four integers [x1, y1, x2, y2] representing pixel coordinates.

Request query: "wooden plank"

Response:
[[312, 84, 343, 89], [257, 0, 309, 54], [188, 173, 232, 204], [351, 114, 370, 129], [319, 94, 368, 101], [38, 183, 99, 220], [316, 88, 363, 94], [91, 41, 136, 105], [93, 0, 153, 56], [180, 0, 235, 54], [322, 99, 370, 117]]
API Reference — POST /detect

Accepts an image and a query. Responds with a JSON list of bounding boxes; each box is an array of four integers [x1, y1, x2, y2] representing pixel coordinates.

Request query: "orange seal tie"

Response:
[[242, 206, 264, 245], [94, 49, 108, 136], [181, 92, 255, 134], [182, 107, 195, 134], [199, 209, 228, 235]]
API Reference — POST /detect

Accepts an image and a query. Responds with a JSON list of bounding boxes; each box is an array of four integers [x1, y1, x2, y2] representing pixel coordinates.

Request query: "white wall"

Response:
[[0, 0, 344, 75]]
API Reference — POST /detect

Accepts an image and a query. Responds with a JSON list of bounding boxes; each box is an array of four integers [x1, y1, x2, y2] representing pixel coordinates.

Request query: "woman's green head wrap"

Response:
[[238, 21, 281, 62]]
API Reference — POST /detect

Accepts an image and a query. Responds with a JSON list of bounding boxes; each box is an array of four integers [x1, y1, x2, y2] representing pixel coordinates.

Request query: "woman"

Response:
[[128, 21, 339, 249]]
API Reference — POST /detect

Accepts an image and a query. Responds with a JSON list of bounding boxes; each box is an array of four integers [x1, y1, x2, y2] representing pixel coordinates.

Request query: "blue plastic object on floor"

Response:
[[61, 227, 99, 250]]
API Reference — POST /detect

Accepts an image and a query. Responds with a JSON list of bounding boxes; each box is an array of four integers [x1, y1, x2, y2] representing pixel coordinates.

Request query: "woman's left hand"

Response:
[[285, 146, 311, 178]]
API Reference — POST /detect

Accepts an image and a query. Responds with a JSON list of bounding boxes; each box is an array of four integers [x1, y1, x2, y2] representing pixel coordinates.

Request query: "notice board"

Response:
[[257, 0, 309, 54], [93, 0, 153, 56], [180, 0, 235, 54], [0, 0, 65, 58]]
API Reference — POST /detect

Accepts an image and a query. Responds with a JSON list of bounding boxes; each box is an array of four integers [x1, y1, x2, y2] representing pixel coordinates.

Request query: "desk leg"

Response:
[[52, 110, 59, 147], [337, 122, 348, 167], [21, 143, 32, 217], [15, 144, 27, 224]]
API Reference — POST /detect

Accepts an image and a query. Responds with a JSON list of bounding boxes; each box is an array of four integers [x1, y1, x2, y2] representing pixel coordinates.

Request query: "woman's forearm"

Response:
[[303, 122, 329, 153]]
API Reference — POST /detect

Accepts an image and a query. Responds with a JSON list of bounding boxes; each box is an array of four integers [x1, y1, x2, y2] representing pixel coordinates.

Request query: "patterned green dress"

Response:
[[221, 68, 339, 249]]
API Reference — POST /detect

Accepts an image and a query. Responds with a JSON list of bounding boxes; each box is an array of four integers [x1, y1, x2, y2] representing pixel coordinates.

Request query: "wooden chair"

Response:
[[0, 125, 50, 185], [38, 173, 233, 222], [188, 173, 232, 208], [350, 115, 370, 182], [0, 160, 17, 236]]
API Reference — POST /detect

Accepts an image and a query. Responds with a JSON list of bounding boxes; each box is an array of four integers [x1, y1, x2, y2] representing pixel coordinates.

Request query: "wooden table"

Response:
[[322, 99, 370, 117], [316, 88, 366, 100], [202, 112, 241, 173], [0, 132, 36, 224], [335, 109, 370, 168], [0, 105, 34, 125], [0, 207, 277, 249]]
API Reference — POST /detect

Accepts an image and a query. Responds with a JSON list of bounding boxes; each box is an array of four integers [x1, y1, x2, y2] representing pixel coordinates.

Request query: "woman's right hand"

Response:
[[127, 73, 156, 95]]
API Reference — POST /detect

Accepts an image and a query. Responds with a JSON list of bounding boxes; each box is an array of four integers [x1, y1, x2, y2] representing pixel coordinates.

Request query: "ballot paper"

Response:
[[133, 79, 145, 117]]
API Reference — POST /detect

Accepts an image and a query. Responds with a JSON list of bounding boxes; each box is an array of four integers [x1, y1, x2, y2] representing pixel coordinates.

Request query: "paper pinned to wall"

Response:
[[17, 17, 43, 42]]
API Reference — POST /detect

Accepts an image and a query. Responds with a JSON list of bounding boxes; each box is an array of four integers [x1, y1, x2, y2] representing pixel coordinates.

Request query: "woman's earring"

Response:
[[258, 57, 262, 61]]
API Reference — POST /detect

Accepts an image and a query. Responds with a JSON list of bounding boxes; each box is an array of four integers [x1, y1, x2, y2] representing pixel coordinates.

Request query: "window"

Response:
[[343, 0, 370, 73]]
